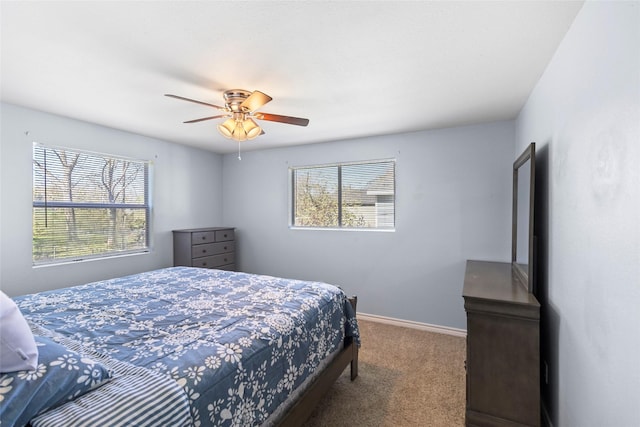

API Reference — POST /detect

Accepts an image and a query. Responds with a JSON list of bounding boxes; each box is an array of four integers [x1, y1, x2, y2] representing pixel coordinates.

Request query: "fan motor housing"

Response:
[[223, 89, 252, 112]]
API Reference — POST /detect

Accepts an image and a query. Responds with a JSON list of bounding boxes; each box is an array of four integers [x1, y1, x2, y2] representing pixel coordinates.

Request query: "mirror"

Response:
[[512, 142, 536, 292]]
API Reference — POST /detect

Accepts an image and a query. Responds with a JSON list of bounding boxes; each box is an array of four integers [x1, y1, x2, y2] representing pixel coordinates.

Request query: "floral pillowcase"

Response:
[[0, 335, 112, 427]]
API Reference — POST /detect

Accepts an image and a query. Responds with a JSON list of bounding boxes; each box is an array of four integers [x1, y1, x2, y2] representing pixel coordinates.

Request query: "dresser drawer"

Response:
[[215, 229, 234, 242], [192, 253, 235, 269], [191, 231, 216, 244], [191, 241, 235, 259]]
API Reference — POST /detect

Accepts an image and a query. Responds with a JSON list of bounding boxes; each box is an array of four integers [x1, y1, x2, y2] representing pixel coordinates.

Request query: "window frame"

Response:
[[289, 158, 396, 231], [32, 142, 152, 266]]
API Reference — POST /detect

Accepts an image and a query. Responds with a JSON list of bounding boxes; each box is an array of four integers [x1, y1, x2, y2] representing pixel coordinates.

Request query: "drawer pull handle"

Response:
[[202, 262, 207, 266], [202, 236, 206, 240], [202, 250, 207, 254], [224, 258, 228, 262], [224, 246, 228, 250]]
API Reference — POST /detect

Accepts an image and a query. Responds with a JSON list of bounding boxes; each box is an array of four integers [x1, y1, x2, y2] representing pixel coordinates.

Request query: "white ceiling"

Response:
[[1, 1, 583, 154]]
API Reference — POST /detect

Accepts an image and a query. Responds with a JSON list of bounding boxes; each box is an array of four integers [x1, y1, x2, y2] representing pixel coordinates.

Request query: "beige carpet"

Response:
[[304, 319, 466, 427]]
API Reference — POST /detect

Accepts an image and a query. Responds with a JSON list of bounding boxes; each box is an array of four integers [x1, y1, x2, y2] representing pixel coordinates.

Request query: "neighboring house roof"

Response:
[[343, 165, 395, 205], [366, 167, 395, 196]]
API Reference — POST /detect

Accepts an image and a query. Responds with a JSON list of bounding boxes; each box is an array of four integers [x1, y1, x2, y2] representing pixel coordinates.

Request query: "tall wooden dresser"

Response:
[[173, 227, 236, 271], [463, 260, 540, 427]]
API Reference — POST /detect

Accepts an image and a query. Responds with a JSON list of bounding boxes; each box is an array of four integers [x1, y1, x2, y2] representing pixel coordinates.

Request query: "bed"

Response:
[[0, 267, 360, 426]]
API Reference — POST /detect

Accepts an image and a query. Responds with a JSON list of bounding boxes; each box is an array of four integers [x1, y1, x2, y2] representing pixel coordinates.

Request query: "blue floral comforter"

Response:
[[15, 267, 360, 426]]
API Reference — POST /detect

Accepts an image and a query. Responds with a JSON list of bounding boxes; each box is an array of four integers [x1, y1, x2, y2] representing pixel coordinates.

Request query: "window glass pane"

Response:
[[33, 147, 147, 204], [33, 207, 148, 262], [342, 161, 395, 229], [291, 160, 395, 230], [33, 144, 150, 264], [293, 166, 339, 227]]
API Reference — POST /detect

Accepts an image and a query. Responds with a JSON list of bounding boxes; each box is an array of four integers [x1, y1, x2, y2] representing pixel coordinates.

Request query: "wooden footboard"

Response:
[[277, 296, 359, 427]]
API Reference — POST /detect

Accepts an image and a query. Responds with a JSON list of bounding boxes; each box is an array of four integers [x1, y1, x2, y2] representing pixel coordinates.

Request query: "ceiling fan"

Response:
[[165, 89, 309, 142]]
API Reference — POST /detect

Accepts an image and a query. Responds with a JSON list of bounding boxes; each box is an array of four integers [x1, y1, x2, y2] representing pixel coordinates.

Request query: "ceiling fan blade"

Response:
[[240, 90, 272, 112], [254, 112, 309, 127], [165, 94, 225, 110], [183, 114, 230, 124]]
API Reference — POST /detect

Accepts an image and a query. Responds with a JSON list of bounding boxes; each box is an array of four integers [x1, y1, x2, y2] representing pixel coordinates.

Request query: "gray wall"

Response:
[[516, 2, 640, 425], [222, 121, 515, 330], [0, 103, 224, 296]]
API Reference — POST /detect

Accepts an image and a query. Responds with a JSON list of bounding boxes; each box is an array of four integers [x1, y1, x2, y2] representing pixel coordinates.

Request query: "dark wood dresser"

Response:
[[173, 227, 236, 271], [463, 260, 540, 427]]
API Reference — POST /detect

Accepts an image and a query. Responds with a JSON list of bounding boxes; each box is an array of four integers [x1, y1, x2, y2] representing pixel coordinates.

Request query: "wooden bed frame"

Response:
[[278, 296, 359, 426]]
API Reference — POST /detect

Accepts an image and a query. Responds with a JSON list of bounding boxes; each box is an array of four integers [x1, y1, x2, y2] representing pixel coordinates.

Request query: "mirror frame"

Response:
[[512, 142, 536, 292]]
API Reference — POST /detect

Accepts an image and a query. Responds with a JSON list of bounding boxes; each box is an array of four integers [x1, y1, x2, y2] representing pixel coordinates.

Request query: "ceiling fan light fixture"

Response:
[[217, 118, 236, 138], [243, 118, 261, 140], [231, 122, 248, 142]]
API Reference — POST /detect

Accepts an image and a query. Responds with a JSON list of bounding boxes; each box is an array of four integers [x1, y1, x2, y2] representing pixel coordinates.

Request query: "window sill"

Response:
[[288, 226, 395, 232], [32, 250, 150, 268]]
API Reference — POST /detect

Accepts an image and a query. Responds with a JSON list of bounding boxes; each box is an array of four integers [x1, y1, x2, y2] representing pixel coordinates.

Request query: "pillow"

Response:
[[0, 335, 112, 427], [0, 291, 38, 372]]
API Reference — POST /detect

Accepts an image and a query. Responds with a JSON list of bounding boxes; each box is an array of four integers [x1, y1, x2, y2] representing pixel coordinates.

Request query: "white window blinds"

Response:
[[291, 159, 395, 229], [32, 143, 150, 264]]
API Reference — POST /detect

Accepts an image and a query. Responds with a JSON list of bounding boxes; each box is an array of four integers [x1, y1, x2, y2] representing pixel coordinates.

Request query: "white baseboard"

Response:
[[358, 312, 467, 338]]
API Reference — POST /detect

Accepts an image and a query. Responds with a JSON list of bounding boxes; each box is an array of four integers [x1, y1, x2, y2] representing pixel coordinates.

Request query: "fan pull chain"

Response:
[[238, 142, 242, 160]]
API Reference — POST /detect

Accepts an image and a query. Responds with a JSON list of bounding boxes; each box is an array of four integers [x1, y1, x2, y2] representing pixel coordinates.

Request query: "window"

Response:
[[32, 143, 150, 265], [291, 159, 395, 230]]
